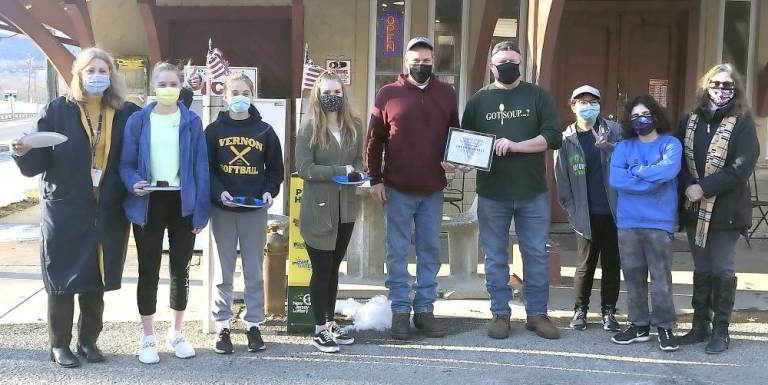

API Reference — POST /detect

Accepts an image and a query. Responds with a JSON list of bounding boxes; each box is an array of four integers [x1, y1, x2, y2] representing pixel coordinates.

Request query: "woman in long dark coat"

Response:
[[10, 47, 139, 368]]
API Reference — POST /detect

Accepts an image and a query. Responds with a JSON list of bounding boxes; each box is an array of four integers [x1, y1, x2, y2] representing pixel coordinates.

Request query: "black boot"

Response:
[[76, 291, 105, 363], [680, 272, 712, 345], [706, 276, 737, 354], [48, 294, 80, 368]]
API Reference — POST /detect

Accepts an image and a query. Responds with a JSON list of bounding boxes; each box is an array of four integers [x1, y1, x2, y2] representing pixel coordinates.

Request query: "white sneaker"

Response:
[[137, 335, 160, 364], [166, 329, 196, 359]]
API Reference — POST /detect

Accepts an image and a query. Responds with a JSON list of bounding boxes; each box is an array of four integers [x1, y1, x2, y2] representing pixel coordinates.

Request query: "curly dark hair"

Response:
[[621, 95, 673, 139]]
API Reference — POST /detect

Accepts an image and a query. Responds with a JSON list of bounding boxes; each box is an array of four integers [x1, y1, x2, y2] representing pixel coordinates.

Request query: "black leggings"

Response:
[[306, 222, 355, 325], [133, 191, 196, 316]]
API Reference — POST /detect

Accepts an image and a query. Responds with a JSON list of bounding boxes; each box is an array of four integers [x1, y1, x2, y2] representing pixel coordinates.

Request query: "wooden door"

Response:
[[550, 0, 696, 223]]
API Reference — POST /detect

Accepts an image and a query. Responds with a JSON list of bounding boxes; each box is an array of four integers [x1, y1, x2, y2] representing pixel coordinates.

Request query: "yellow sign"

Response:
[[288, 175, 312, 286]]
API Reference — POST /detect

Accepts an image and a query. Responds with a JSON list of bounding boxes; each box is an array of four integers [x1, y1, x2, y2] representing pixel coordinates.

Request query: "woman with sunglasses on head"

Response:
[[608, 95, 682, 352], [676, 64, 759, 354], [10, 47, 139, 368]]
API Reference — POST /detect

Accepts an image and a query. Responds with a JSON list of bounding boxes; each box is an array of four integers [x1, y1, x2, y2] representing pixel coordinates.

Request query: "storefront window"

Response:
[[432, 0, 463, 94], [374, 0, 406, 94], [487, 0, 523, 83], [722, 0, 753, 81]]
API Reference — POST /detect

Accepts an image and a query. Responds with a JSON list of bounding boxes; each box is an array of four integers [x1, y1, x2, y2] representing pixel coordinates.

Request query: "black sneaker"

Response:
[[214, 328, 234, 354], [569, 306, 587, 330], [657, 328, 679, 352], [247, 326, 266, 352], [601, 306, 621, 332], [329, 322, 355, 345], [611, 324, 651, 345], [312, 329, 339, 353]]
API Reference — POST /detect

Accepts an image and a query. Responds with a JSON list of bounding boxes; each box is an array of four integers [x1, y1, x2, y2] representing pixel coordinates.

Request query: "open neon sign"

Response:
[[379, 10, 402, 57]]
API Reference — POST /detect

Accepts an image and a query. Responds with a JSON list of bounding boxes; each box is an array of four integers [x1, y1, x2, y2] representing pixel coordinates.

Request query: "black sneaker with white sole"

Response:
[[312, 329, 340, 353], [611, 324, 651, 345], [247, 326, 266, 352], [329, 322, 355, 345], [657, 327, 679, 352], [215, 328, 234, 354]]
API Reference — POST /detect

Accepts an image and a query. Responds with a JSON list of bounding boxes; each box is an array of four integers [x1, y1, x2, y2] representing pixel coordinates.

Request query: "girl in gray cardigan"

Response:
[[296, 72, 364, 353]]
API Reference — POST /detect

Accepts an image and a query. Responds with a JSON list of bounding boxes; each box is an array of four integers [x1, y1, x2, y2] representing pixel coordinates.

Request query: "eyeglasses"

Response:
[[630, 111, 652, 119], [574, 100, 599, 107], [709, 81, 735, 90]]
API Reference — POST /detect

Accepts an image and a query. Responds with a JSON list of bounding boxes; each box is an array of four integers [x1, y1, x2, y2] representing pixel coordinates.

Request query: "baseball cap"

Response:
[[491, 41, 520, 57], [570, 85, 601, 100], [406, 36, 434, 51]]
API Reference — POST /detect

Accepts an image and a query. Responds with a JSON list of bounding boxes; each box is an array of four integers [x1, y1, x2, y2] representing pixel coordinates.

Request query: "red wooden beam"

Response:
[[290, 1, 304, 99], [0, 18, 79, 46], [137, 0, 162, 66], [26, 0, 77, 41], [63, 0, 95, 47], [470, 0, 501, 94], [536, 0, 565, 92], [0, 0, 75, 84]]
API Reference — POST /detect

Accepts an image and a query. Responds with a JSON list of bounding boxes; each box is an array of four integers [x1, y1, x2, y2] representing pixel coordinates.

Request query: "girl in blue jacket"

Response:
[[608, 95, 682, 352], [120, 62, 210, 364]]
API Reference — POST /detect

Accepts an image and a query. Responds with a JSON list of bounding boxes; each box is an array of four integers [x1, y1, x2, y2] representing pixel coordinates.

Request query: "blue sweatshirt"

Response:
[[609, 134, 682, 233]]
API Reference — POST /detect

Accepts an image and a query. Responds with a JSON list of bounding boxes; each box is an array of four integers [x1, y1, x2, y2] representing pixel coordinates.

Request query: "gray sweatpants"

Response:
[[210, 206, 267, 324], [618, 229, 676, 330]]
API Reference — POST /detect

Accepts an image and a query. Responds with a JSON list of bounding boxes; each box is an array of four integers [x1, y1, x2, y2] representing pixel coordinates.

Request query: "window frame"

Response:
[[717, 0, 757, 97]]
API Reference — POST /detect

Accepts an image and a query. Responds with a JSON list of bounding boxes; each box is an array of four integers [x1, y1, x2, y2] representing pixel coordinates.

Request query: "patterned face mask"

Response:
[[319, 94, 343, 112], [708, 87, 735, 108]]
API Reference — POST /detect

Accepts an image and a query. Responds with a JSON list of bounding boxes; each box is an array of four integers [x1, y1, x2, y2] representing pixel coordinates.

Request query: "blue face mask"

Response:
[[631, 115, 656, 136], [229, 95, 251, 113], [577, 105, 600, 121], [83, 74, 110, 95]]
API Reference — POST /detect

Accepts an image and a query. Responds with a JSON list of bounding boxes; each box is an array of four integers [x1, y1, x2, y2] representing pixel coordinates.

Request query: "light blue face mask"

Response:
[[229, 95, 251, 113], [83, 74, 111, 95], [577, 105, 600, 121]]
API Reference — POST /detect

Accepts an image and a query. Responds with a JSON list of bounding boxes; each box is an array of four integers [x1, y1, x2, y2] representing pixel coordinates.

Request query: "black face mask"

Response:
[[409, 64, 433, 84], [495, 62, 520, 84]]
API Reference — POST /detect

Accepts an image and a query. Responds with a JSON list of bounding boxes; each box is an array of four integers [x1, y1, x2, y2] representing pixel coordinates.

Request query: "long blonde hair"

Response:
[[67, 47, 127, 109], [697, 63, 750, 115], [224, 73, 255, 99], [308, 72, 358, 149]]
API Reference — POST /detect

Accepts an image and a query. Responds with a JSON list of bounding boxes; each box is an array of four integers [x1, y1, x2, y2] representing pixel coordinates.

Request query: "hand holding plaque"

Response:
[[443, 127, 496, 172]]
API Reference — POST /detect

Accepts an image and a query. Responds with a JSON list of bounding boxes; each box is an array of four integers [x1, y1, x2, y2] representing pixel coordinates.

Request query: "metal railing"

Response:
[[0, 113, 37, 121]]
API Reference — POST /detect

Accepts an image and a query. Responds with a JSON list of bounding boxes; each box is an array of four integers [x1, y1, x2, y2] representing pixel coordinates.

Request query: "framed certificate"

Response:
[[443, 127, 496, 172]]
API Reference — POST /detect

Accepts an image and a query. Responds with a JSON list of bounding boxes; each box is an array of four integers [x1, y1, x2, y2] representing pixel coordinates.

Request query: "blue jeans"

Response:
[[479, 193, 551, 316], [384, 187, 443, 314]]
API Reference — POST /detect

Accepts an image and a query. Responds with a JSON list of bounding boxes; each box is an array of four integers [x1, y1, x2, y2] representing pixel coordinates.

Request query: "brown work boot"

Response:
[[413, 312, 446, 338], [390, 313, 411, 340], [487, 314, 511, 339], [525, 315, 561, 340]]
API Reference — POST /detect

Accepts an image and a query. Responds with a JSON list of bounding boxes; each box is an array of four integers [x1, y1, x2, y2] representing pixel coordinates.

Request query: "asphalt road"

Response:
[[0, 118, 36, 145], [0, 318, 766, 385]]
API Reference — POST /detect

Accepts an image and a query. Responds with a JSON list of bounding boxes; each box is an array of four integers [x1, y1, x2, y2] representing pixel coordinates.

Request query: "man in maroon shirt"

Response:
[[367, 37, 460, 340]]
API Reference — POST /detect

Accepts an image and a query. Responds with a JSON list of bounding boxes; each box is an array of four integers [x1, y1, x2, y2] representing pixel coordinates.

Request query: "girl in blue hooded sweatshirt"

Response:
[[608, 95, 681, 352], [120, 62, 210, 364]]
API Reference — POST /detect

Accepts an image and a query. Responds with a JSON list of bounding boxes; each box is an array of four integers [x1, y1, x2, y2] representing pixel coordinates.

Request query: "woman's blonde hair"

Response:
[[697, 63, 750, 115], [308, 72, 358, 149], [151, 61, 183, 90], [67, 47, 127, 109], [224, 73, 255, 98]]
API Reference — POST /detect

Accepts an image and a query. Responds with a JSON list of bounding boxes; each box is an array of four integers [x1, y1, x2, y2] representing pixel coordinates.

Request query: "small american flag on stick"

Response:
[[206, 40, 230, 81], [301, 45, 325, 91]]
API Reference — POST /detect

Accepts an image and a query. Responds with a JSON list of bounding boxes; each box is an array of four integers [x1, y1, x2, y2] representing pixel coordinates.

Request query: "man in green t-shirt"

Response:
[[461, 41, 562, 340]]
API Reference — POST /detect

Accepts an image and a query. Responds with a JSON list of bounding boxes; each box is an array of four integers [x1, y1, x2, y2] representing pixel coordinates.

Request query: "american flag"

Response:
[[302, 57, 325, 91], [206, 47, 230, 80]]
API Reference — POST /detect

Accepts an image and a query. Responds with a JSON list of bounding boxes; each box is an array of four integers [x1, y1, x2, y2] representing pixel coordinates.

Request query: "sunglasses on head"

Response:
[[709, 81, 735, 90]]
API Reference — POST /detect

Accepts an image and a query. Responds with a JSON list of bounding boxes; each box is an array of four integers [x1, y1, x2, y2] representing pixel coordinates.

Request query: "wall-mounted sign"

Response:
[[648, 79, 668, 108], [379, 10, 403, 57], [184, 66, 259, 97], [326, 60, 351, 85]]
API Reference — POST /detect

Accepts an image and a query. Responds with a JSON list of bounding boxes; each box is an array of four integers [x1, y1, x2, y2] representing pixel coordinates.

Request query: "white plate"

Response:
[[22, 132, 68, 148], [144, 186, 181, 192]]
